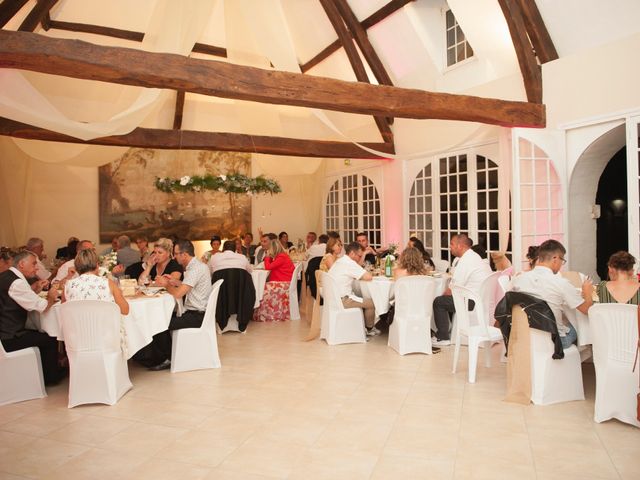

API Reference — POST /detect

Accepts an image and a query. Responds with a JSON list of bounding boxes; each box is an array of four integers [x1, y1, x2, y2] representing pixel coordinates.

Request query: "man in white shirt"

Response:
[[432, 233, 492, 346], [54, 240, 94, 282], [149, 239, 213, 370], [26, 237, 51, 281], [328, 242, 379, 336], [0, 250, 64, 384], [209, 240, 251, 273], [307, 233, 328, 259], [511, 239, 592, 349]]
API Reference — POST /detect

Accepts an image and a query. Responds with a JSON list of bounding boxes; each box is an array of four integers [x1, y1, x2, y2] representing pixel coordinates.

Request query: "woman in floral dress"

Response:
[[254, 239, 295, 322]]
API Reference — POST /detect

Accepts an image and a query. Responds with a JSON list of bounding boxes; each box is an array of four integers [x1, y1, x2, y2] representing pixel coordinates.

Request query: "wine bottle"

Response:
[[385, 255, 392, 277]]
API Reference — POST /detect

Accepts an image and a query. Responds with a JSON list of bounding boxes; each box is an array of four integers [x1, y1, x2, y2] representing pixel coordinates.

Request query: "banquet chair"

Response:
[[0, 341, 47, 406], [389, 276, 437, 355], [305, 256, 322, 299], [529, 327, 584, 405], [319, 272, 366, 345], [498, 274, 512, 295], [171, 279, 223, 373], [433, 258, 450, 273], [451, 283, 504, 383], [289, 262, 303, 320], [212, 268, 256, 332], [452, 271, 501, 346], [59, 301, 132, 408], [588, 304, 639, 426]]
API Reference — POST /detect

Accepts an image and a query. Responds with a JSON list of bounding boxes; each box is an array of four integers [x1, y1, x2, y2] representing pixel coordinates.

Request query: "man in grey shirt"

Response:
[[148, 239, 212, 370], [116, 235, 141, 269]]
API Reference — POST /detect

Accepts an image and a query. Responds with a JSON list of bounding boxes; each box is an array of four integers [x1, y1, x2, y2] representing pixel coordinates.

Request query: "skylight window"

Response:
[[445, 9, 474, 67]]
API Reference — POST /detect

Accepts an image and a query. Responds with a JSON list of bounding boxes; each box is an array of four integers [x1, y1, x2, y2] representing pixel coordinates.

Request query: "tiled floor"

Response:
[[1, 314, 639, 479]]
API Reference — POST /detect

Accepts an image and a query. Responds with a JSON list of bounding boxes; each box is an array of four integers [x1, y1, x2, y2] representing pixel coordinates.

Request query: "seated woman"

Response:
[[139, 238, 183, 285], [254, 239, 295, 322], [319, 237, 342, 272], [201, 235, 221, 264], [393, 247, 429, 280], [64, 248, 129, 315], [597, 251, 640, 304], [407, 236, 435, 271]]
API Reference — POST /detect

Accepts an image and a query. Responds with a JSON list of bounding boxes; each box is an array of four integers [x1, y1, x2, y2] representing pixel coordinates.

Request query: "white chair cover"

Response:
[[433, 258, 450, 273], [388, 276, 437, 355], [0, 341, 47, 406], [529, 329, 584, 405], [59, 301, 132, 408], [319, 272, 366, 345], [589, 304, 639, 426], [451, 283, 504, 383], [289, 262, 303, 320], [171, 279, 223, 372]]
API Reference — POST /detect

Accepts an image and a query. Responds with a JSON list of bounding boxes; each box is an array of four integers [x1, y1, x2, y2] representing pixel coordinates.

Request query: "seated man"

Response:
[[305, 232, 317, 250], [307, 234, 328, 259], [328, 241, 379, 336], [209, 240, 251, 273], [148, 240, 213, 370], [26, 237, 51, 281], [254, 232, 277, 265], [511, 239, 592, 349], [116, 235, 141, 269], [54, 239, 94, 282], [432, 233, 492, 346], [0, 250, 65, 384], [240, 233, 256, 262], [356, 232, 378, 265]]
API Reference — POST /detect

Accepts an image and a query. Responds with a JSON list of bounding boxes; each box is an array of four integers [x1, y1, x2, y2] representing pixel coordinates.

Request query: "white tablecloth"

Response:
[[251, 269, 270, 307], [29, 294, 176, 359], [355, 275, 449, 317]]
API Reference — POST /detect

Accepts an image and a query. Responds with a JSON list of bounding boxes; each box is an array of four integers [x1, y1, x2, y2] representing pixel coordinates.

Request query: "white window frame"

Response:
[[323, 173, 383, 248], [444, 8, 473, 68]]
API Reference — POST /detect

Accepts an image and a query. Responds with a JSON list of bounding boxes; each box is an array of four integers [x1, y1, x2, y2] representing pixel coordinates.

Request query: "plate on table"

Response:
[[142, 286, 165, 296]]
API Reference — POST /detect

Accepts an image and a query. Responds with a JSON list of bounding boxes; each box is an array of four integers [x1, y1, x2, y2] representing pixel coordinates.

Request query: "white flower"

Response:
[[219, 174, 227, 181], [246, 191, 253, 197], [180, 175, 191, 186]]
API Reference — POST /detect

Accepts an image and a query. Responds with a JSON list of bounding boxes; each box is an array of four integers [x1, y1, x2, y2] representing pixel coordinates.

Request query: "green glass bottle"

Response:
[[385, 254, 392, 277]]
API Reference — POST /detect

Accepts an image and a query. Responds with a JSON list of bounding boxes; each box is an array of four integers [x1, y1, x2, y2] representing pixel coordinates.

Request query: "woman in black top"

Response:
[[407, 236, 436, 270], [139, 238, 183, 285]]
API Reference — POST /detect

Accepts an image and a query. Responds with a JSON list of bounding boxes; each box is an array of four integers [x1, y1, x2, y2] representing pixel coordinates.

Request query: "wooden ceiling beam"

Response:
[[0, 117, 394, 159], [173, 90, 185, 130], [0, 0, 29, 28], [497, 0, 542, 104], [0, 31, 545, 127], [514, 0, 558, 64], [301, 0, 414, 73], [333, 0, 394, 87], [45, 19, 228, 58], [319, 0, 393, 143], [18, 0, 58, 32]]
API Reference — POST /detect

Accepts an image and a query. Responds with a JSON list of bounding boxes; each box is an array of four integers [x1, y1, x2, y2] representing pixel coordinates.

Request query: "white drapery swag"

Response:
[[0, 0, 215, 164]]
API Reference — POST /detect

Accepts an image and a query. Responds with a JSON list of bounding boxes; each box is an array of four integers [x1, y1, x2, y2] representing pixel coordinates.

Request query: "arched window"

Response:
[[519, 138, 563, 269], [324, 174, 382, 248], [409, 151, 511, 263]]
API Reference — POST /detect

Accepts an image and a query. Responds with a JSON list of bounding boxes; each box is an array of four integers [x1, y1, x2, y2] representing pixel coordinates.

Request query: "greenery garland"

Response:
[[155, 173, 281, 195]]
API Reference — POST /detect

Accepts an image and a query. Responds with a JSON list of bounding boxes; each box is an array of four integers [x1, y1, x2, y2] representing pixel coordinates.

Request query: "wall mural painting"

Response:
[[99, 148, 252, 243]]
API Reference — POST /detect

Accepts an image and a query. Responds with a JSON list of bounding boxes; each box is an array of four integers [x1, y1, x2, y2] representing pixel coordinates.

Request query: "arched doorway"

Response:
[[568, 123, 626, 278], [595, 147, 628, 279]]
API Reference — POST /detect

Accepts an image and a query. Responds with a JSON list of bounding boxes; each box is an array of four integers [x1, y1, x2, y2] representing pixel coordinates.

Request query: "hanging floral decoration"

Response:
[[154, 173, 281, 195]]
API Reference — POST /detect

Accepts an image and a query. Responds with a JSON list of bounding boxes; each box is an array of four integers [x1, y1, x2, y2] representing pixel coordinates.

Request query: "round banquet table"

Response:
[[28, 293, 176, 359], [355, 274, 449, 317]]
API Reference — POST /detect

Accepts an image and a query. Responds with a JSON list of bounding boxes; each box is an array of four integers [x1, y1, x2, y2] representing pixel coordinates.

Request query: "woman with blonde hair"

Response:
[[139, 238, 183, 285], [393, 247, 428, 280], [254, 239, 295, 322], [319, 236, 342, 272], [64, 248, 129, 315]]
